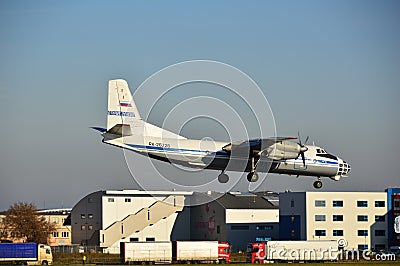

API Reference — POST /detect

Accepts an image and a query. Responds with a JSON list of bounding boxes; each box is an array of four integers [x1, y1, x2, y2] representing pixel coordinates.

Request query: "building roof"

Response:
[[37, 208, 72, 215], [191, 191, 279, 209]]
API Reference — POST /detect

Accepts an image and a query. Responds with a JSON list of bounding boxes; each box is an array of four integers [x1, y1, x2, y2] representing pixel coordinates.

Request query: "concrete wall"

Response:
[[190, 201, 226, 242], [71, 191, 103, 245]]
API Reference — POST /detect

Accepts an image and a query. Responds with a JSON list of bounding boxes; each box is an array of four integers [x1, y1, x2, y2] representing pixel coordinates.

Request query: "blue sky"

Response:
[[0, 1, 399, 210]]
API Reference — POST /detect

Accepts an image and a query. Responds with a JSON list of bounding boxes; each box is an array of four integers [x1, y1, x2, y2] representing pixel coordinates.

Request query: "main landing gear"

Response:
[[218, 172, 229, 183], [313, 177, 323, 189], [246, 156, 259, 182]]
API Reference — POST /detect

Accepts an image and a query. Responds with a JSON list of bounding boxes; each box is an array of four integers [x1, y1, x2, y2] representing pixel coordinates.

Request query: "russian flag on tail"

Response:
[[119, 101, 132, 107]]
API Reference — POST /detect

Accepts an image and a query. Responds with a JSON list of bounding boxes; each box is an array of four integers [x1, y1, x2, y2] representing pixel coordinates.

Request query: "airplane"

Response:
[[92, 79, 351, 189]]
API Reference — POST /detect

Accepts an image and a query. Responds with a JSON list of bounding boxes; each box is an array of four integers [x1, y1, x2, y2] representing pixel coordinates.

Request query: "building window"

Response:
[[358, 244, 368, 250], [357, 201, 368, 207], [358, 230, 368, 236], [375, 230, 385, 236], [108, 198, 114, 202], [52, 232, 59, 238], [315, 200, 326, 207], [81, 214, 86, 219], [81, 225, 86, 230], [357, 215, 368, 222], [130, 238, 139, 242], [375, 201, 385, 207], [290, 199, 294, 208], [61, 232, 69, 238], [315, 230, 326, 236], [333, 230, 344, 236], [146, 237, 155, 242], [88, 214, 93, 219], [231, 225, 250, 230], [88, 225, 93, 230], [375, 215, 385, 222], [315, 215, 326, 221], [125, 198, 131, 202], [52, 217, 59, 224], [333, 200, 343, 207], [333, 215, 344, 222]]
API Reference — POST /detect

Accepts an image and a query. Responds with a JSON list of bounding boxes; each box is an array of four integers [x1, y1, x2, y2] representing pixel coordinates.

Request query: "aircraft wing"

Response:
[[222, 137, 297, 155]]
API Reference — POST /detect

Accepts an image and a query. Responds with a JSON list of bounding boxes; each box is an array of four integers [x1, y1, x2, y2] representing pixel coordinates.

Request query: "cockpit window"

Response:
[[317, 153, 337, 160]]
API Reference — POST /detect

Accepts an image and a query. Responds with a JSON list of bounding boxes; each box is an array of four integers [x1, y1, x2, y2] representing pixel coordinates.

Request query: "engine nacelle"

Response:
[[266, 141, 301, 160]]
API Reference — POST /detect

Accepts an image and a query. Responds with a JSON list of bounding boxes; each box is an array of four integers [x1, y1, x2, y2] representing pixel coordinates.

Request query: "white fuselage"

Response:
[[103, 135, 349, 181]]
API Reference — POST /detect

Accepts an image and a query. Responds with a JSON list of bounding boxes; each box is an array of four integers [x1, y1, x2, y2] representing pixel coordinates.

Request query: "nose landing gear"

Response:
[[247, 171, 259, 182]]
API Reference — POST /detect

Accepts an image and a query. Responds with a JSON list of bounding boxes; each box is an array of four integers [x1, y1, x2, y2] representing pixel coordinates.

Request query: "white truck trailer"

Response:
[[173, 241, 219, 263], [121, 242, 172, 264], [121, 241, 230, 264]]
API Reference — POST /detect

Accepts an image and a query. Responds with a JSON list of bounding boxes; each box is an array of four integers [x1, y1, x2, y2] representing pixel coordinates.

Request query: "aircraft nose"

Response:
[[338, 159, 351, 176]]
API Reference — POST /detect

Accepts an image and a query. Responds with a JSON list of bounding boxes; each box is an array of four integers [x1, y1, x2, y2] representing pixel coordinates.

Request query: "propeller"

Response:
[[297, 132, 309, 167]]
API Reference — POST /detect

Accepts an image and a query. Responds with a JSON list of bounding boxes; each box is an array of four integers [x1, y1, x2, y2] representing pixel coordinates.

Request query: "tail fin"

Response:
[[107, 79, 186, 139], [107, 79, 140, 130]]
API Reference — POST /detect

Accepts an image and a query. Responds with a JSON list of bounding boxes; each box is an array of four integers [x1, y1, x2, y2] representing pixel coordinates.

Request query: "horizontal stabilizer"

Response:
[[106, 124, 132, 136], [91, 127, 107, 133]]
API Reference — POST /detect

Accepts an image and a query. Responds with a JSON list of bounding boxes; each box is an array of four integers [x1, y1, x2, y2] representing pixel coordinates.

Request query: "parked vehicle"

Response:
[[120, 241, 230, 264], [0, 243, 52, 265], [246, 240, 338, 263]]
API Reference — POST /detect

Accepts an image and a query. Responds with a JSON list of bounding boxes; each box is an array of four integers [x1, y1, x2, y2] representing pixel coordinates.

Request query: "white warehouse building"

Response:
[[279, 191, 388, 250], [70, 190, 192, 253]]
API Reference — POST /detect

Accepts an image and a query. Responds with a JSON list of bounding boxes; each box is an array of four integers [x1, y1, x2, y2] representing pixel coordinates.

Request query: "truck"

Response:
[[246, 240, 338, 263], [0, 243, 53, 265], [120, 241, 230, 264]]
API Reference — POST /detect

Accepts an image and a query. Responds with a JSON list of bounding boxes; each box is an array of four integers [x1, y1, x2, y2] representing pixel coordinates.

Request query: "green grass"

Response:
[[52, 252, 399, 266]]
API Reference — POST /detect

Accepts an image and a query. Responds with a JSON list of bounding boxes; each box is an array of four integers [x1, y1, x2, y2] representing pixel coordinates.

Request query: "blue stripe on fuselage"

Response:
[[126, 143, 208, 155], [125, 143, 338, 166]]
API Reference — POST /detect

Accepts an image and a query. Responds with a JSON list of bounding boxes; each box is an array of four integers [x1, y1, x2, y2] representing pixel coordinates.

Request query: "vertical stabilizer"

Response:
[[106, 79, 186, 139], [107, 79, 140, 130]]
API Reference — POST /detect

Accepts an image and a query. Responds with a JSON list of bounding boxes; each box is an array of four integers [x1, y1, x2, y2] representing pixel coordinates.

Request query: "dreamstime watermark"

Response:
[[252, 240, 396, 262], [256, 248, 396, 261], [122, 60, 277, 206]]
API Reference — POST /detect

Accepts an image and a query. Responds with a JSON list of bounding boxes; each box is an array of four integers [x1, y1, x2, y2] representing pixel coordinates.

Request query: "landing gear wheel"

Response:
[[313, 180, 323, 189], [247, 171, 259, 182], [218, 173, 229, 183]]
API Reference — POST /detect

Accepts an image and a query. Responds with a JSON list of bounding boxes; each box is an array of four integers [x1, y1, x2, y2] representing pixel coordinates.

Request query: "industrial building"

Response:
[[69, 190, 279, 253], [189, 191, 279, 252], [66, 187, 399, 253], [279, 191, 388, 250]]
